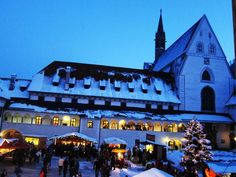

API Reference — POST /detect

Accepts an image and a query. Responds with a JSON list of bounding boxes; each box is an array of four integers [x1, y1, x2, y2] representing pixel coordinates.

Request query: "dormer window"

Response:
[[84, 77, 91, 89], [114, 80, 121, 91], [19, 82, 29, 92], [69, 77, 76, 88], [52, 74, 60, 86], [99, 80, 106, 90], [196, 42, 204, 53], [141, 82, 148, 93], [128, 82, 134, 92], [154, 83, 162, 95]]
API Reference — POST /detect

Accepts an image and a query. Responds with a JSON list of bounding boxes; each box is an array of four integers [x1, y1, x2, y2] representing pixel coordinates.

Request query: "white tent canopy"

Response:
[[103, 137, 127, 145], [0, 138, 17, 146], [49, 132, 97, 143], [133, 168, 173, 177]]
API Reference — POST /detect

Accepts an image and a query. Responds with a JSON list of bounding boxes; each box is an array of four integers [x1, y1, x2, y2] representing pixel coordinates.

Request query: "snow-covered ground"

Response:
[[167, 150, 236, 175], [78, 150, 236, 176]]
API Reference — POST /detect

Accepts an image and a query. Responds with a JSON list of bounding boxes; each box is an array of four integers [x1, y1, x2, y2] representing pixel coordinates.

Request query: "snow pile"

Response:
[[104, 137, 127, 145], [133, 168, 173, 177]]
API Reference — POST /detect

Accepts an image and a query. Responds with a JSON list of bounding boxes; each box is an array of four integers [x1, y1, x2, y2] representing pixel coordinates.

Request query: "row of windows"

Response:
[[4, 112, 186, 133], [196, 42, 216, 55], [88, 119, 187, 133], [4, 113, 79, 127]]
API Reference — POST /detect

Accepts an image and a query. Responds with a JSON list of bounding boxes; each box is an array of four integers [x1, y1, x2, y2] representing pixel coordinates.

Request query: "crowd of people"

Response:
[[0, 140, 181, 177]]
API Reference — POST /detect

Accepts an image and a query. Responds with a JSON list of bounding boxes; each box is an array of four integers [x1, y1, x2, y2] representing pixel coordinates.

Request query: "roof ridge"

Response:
[[153, 15, 205, 71]]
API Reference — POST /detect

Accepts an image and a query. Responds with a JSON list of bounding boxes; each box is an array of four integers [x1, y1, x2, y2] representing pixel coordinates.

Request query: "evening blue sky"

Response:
[[0, 0, 233, 79]]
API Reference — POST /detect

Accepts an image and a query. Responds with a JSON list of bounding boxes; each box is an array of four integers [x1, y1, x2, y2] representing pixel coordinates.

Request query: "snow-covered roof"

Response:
[[23, 134, 48, 138], [0, 78, 30, 99], [0, 138, 18, 146], [133, 168, 173, 177], [49, 132, 97, 143], [8, 103, 233, 123], [153, 16, 202, 72], [104, 137, 127, 145], [28, 72, 180, 104], [225, 94, 236, 106]]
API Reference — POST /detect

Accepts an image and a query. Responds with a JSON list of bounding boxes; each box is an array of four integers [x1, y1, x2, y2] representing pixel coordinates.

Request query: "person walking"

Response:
[[58, 156, 64, 176], [63, 157, 69, 177], [39, 167, 46, 177], [110, 154, 116, 170], [14, 165, 22, 177], [93, 158, 100, 177]]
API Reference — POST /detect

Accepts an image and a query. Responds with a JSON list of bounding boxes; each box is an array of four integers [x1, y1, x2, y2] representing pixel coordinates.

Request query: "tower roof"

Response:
[[157, 9, 164, 33], [153, 15, 204, 71]]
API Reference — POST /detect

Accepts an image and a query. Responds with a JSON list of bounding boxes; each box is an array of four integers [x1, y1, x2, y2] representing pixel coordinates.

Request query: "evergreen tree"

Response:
[[181, 119, 213, 176]]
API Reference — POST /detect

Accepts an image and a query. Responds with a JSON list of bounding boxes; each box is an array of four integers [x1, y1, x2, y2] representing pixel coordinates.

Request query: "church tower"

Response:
[[155, 10, 166, 63]]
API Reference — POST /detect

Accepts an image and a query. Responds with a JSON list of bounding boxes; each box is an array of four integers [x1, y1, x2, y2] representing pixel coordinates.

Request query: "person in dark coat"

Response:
[[110, 154, 116, 170], [93, 158, 100, 177], [63, 157, 69, 177]]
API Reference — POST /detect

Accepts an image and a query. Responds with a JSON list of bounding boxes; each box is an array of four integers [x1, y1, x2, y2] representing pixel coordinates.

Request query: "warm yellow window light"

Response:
[[63, 115, 70, 121], [25, 137, 39, 146]]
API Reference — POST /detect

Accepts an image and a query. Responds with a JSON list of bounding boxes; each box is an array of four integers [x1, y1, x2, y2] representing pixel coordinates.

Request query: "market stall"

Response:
[[103, 137, 128, 168], [49, 132, 97, 156]]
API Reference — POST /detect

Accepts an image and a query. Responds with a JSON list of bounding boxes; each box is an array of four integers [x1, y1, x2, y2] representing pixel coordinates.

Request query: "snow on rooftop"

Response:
[[153, 16, 202, 71], [104, 137, 127, 145], [0, 78, 30, 99], [133, 168, 173, 177], [28, 73, 180, 104], [49, 132, 97, 143], [225, 95, 236, 106]]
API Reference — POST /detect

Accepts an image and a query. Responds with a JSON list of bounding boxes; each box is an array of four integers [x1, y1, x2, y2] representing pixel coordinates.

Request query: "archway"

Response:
[[201, 86, 215, 112]]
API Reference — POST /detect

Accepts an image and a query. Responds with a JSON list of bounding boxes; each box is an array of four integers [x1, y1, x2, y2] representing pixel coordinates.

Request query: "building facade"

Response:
[[0, 14, 235, 150]]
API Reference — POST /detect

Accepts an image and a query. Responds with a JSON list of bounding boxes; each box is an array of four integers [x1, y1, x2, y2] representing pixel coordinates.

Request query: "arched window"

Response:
[[196, 42, 204, 53], [101, 119, 109, 129], [202, 70, 211, 81], [53, 116, 59, 126], [201, 86, 215, 112]]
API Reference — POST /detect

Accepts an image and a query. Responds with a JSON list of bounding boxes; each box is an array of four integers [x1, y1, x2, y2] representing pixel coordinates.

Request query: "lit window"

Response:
[[25, 137, 39, 146], [102, 120, 109, 129], [53, 117, 59, 126], [111, 122, 118, 129], [87, 121, 93, 128], [70, 118, 76, 126], [168, 124, 173, 132], [35, 116, 42, 125], [62, 115, 70, 126]]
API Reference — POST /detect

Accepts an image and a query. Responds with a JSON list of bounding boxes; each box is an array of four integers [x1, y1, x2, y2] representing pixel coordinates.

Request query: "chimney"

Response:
[[65, 66, 71, 90], [9, 74, 17, 90]]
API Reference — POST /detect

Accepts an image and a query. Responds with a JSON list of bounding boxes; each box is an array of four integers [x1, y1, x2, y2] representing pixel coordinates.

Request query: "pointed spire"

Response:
[[155, 9, 166, 62], [158, 9, 164, 33]]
